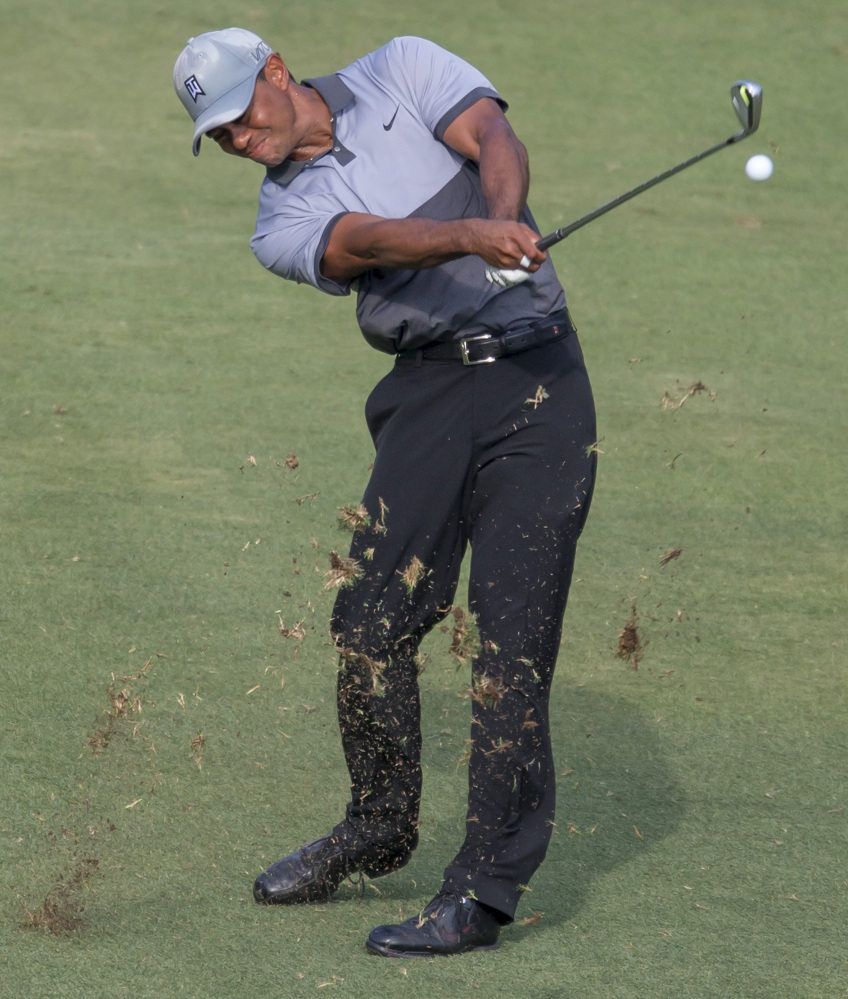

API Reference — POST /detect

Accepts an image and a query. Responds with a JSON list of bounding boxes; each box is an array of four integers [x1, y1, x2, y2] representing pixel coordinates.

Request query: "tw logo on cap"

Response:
[[184, 75, 205, 102]]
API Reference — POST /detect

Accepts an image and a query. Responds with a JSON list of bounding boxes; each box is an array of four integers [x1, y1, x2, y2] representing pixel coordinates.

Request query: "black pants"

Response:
[[330, 330, 596, 919]]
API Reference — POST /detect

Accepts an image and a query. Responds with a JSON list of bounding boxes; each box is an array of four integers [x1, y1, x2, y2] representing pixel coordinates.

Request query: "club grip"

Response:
[[535, 230, 564, 251]]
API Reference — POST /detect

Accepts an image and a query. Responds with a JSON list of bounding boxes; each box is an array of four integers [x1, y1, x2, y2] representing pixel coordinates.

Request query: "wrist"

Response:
[[452, 218, 485, 257]]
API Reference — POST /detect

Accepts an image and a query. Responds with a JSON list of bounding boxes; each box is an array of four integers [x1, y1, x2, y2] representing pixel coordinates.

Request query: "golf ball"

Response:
[[745, 154, 774, 181]]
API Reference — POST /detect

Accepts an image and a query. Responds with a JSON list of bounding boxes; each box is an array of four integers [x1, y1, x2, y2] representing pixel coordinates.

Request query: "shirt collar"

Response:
[[266, 74, 356, 186], [302, 74, 356, 116]]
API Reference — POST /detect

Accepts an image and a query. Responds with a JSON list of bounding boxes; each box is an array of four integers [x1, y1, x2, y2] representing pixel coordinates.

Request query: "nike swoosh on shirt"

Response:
[[383, 105, 400, 131]]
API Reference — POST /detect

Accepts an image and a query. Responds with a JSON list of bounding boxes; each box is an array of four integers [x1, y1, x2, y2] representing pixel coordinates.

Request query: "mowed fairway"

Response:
[[1, 1, 846, 996]]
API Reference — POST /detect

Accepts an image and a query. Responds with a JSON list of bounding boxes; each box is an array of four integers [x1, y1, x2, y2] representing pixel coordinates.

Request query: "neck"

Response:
[[288, 83, 334, 161]]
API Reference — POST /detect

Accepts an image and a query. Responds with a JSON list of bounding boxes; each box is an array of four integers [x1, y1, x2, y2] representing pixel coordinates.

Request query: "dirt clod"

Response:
[[616, 602, 644, 668], [23, 857, 99, 935]]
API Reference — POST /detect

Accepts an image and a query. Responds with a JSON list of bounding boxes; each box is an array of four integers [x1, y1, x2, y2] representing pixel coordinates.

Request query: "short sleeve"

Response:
[[371, 36, 504, 139], [250, 184, 351, 296]]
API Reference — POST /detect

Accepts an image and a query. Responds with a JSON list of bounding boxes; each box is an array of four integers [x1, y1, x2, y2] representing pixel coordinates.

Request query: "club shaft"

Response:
[[536, 129, 747, 251]]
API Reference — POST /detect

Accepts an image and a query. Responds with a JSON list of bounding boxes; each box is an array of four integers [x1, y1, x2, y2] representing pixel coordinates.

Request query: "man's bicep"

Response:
[[441, 97, 516, 162], [320, 212, 388, 283]]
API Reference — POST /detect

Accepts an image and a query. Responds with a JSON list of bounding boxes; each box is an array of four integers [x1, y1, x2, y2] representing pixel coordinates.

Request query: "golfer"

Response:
[[174, 29, 596, 957]]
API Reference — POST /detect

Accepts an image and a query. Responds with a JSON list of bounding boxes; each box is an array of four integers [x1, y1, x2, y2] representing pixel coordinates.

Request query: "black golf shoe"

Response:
[[366, 888, 501, 957], [253, 822, 417, 905]]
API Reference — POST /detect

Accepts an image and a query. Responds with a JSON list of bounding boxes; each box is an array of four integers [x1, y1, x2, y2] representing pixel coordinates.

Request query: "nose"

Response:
[[230, 124, 251, 151]]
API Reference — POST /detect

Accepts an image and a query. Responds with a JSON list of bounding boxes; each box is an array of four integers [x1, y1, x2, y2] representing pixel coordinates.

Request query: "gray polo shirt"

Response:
[[250, 36, 566, 353]]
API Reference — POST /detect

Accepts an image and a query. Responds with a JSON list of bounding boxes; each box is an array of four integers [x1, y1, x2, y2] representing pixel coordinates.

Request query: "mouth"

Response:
[[247, 139, 266, 161]]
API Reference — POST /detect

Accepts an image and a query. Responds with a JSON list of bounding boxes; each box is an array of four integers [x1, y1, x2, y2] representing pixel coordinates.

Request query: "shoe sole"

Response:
[[254, 848, 416, 905], [255, 884, 335, 905], [365, 940, 499, 958]]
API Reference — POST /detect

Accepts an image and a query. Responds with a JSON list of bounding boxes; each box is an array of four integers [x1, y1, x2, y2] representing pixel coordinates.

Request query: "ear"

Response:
[[263, 53, 291, 92]]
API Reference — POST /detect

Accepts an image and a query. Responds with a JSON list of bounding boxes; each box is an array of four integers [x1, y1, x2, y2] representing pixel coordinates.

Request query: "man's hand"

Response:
[[485, 262, 532, 288], [464, 218, 542, 288], [461, 218, 544, 270]]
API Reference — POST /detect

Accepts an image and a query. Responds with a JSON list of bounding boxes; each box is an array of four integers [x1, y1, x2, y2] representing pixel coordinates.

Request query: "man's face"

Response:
[[206, 65, 298, 167]]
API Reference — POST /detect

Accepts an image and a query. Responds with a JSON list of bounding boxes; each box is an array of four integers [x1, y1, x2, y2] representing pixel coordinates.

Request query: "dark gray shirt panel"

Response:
[[354, 162, 565, 354]]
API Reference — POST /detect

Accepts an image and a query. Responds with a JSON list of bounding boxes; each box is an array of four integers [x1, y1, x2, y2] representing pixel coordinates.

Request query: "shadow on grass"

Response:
[[513, 684, 686, 936], [334, 684, 685, 935]]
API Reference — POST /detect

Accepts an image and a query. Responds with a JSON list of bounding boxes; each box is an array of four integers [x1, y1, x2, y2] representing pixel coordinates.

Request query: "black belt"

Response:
[[395, 309, 576, 366]]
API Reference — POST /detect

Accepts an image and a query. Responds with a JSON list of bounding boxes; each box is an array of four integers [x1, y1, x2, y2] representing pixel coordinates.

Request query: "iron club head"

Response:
[[731, 80, 762, 137]]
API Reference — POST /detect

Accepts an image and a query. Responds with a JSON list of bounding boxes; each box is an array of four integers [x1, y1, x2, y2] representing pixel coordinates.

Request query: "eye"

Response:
[[235, 98, 255, 127]]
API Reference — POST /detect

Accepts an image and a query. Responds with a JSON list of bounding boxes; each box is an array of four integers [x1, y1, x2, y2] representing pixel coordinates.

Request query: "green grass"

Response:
[[2, 0, 847, 996]]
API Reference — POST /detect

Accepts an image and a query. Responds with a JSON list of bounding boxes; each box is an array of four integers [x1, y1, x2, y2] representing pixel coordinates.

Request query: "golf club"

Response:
[[485, 80, 762, 287], [535, 80, 763, 250]]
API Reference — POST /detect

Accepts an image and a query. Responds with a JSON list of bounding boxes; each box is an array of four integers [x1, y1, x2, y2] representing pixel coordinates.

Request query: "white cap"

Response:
[[173, 28, 273, 156]]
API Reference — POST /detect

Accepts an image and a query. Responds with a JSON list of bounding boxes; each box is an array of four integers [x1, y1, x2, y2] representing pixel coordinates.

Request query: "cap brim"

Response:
[[190, 73, 260, 156]]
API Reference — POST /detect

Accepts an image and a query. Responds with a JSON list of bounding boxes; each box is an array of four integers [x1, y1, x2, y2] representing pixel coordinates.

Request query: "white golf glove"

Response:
[[484, 254, 533, 289]]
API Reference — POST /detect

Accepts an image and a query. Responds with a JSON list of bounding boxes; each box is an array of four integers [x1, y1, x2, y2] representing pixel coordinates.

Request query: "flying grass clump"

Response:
[[375, 496, 390, 535], [661, 381, 716, 411], [277, 615, 306, 641], [324, 551, 363, 589], [469, 673, 505, 709], [338, 503, 370, 533], [399, 555, 428, 593], [277, 615, 307, 664], [616, 602, 644, 668], [337, 646, 388, 697], [524, 385, 549, 409], [87, 660, 151, 754], [445, 605, 481, 666]]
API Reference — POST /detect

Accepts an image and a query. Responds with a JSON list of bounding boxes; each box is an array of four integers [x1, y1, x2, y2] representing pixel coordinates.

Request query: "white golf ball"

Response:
[[745, 154, 774, 181]]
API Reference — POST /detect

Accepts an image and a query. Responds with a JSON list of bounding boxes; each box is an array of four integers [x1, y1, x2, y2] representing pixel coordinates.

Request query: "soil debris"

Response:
[[87, 661, 150, 755], [661, 381, 716, 411], [616, 602, 644, 668], [190, 732, 205, 769], [23, 857, 99, 935]]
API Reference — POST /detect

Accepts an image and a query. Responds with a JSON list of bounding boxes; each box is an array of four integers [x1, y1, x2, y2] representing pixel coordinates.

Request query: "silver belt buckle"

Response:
[[460, 333, 496, 366]]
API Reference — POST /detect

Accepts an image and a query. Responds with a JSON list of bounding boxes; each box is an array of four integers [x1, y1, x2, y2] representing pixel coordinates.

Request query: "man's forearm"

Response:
[[330, 217, 474, 271], [442, 97, 531, 222], [477, 121, 531, 222], [321, 214, 540, 282]]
